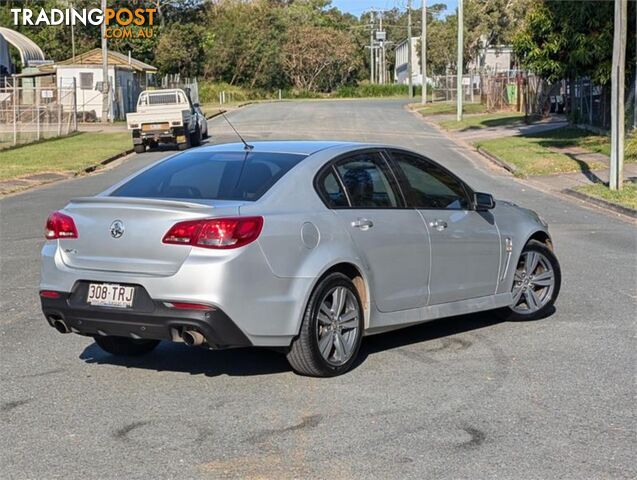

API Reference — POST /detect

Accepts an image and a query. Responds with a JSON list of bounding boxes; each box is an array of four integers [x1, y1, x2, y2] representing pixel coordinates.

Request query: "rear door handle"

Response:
[[352, 218, 374, 230], [429, 219, 448, 231]]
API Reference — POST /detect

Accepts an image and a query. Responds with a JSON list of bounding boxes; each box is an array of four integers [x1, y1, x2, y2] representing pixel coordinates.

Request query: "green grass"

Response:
[[411, 101, 487, 116], [474, 127, 622, 177], [574, 182, 637, 210], [438, 112, 526, 131], [0, 131, 131, 180]]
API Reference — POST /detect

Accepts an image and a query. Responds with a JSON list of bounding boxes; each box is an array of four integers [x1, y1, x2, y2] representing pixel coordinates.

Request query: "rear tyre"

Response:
[[498, 240, 561, 321], [133, 144, 145, 154], [191, 126, 202, 147], [287, 273, 363, 377], [94, 336, 159, 356]]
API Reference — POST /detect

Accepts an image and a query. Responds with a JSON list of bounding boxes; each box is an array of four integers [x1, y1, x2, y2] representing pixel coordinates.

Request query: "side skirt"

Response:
[[364, 292, 513, 336]]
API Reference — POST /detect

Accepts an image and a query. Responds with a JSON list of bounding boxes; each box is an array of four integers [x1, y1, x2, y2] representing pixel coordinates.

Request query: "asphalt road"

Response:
[[1, 100, 635, 480]]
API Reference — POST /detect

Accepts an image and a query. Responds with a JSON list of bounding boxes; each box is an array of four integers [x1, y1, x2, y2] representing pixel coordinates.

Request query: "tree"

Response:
[[154, 24, 208, 77], [513, 0, 636, 86], [282, 24, 359, 91], [201, 0, 287, 89]]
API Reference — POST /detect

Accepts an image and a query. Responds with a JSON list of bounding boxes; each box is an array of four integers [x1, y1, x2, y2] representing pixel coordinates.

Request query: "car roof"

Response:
[[194, 141, 367, 156]]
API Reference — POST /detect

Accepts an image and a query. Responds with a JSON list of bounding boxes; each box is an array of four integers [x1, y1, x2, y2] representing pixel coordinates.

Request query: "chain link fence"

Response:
[[0, 81, 77, 149]]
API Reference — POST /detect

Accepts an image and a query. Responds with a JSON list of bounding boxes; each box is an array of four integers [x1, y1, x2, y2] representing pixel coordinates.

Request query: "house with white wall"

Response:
[[40, 49, 157, 121]]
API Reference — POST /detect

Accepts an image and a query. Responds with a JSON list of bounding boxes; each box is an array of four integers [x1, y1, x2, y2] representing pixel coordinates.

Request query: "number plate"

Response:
[[142, 123, 168, 131], [87, 283, 135, 308]]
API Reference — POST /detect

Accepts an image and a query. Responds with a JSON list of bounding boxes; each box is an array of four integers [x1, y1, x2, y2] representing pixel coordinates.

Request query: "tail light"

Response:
[[162, 216, 263, 249], [45, 211, 78, 239]]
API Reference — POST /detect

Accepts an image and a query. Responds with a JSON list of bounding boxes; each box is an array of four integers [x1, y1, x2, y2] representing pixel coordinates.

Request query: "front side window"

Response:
[[111, 151, 306, 201], [335, 152, 399, 208], [390, 151, 471, 210]]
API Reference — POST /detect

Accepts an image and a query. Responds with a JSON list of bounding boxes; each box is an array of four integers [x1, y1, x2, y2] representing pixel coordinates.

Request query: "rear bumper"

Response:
[[41, 290, 252, 348]]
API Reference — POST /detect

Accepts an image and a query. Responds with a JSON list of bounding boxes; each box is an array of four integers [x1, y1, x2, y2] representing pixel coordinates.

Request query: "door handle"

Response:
[[352, 218, 374, 230], [428, 219, 448, 231]]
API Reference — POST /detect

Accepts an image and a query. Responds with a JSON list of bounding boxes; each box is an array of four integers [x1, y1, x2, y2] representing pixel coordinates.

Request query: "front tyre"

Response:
[[501, 240, 561, 320], [94, 336, 160, 356], [287, 273, 363, 377]]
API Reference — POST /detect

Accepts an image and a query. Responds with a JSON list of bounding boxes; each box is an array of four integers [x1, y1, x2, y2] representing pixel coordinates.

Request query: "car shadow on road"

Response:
[[78, 309, 531, 378]]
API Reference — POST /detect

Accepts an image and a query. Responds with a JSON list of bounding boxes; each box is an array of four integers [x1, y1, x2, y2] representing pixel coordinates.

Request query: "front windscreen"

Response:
[[111, 151, 306, 201]]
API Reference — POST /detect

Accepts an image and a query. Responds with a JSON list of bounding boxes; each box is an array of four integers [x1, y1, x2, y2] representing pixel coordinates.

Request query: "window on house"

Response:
[[79, 72, 93, 90]]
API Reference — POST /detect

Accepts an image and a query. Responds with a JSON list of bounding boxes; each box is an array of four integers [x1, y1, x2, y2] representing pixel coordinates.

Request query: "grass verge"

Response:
[[474, 127, 621, 176], [0, 131, 131, 181], [438, 112, 526, 130], [411, 102, 487, 116], [573, 182, 637, 210]]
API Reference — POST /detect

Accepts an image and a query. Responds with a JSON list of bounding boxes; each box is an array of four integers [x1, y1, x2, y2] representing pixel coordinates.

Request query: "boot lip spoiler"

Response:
[[68, 196, 232, 210]]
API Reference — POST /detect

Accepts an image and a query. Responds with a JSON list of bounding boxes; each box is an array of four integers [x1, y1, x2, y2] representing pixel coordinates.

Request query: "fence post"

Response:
[[12, 76, 17, 146], [73, 78, 78, 132], [278, 89, 282, 101], [36, 85, 41, 141], [57, 104, 62, 136]]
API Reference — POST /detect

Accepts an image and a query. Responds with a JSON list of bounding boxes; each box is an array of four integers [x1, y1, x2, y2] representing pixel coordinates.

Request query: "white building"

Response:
[[394, 37, 423, 86], [468, 45, 515, 73], [40, 49, 157, 121]]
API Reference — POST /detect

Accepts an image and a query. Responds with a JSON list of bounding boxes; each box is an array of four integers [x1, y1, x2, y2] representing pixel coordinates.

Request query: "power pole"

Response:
[[421, 0, 427, 104], [610, 0, 627, 191], [456, 0, 464, 121], [70, 3, 76, 62], [369, 11, 375, 84], [407, 0, 413, 98], [100, 0, 109, 123], [379, 12, 384, 84]]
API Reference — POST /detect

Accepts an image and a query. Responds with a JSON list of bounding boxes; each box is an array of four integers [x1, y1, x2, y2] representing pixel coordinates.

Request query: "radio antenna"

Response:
[[219, 110, 253, 151]]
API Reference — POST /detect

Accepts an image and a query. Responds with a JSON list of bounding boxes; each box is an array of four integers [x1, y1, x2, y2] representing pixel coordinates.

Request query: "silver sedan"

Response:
[[40, 141, 561, 376]]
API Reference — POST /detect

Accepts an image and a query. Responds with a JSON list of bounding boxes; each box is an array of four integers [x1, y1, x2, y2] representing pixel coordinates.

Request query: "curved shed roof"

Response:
[[0, 27, 45, 66]]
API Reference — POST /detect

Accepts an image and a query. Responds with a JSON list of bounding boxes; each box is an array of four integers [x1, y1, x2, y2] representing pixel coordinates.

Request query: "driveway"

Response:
[[1, 100, 635, 479]]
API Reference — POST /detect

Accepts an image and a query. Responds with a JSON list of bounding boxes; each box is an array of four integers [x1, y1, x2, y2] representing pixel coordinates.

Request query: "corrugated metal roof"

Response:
[[0, 27, 45, 66], [54, 48, 157, 72]]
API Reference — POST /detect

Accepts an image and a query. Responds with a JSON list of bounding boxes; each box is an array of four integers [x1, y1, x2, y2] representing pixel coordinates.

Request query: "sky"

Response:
[[331, 0, 458, 17]]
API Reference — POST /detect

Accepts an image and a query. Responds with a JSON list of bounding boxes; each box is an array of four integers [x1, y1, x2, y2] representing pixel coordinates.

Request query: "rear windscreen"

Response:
[[111, 151, 306, 201]]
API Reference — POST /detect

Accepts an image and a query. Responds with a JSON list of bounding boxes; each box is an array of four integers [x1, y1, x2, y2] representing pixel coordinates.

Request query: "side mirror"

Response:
[[474, 192, 495, 211], [193, 103, 200, 108]]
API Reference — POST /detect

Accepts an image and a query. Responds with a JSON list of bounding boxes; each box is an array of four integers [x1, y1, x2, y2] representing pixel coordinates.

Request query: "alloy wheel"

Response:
[[315, 286, 360, 366], [510, 250, 556, 314]]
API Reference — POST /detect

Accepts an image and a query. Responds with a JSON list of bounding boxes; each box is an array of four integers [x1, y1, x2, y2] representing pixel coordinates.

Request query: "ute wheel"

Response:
[[191, 126, 202, 147], [133, 144, 145, 154], [287, 273, 363, 377], [498, 240, 561, 321], [94, 336, 159, 356]]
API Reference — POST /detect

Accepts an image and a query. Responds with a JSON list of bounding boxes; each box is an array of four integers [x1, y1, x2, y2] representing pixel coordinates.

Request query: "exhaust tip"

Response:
[[53, 319, 70, 334], [182, 329, 205, 347]]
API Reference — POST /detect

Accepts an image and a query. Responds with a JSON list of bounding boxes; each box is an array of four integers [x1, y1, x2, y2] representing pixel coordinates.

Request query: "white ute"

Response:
[[126, 89, 204, 153]]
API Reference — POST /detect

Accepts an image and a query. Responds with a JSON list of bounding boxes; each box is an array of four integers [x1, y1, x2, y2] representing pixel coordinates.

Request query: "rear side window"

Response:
[[335, 152, 399, 208], [111, 151, 306, 201], [317, 169, 348, 208]]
